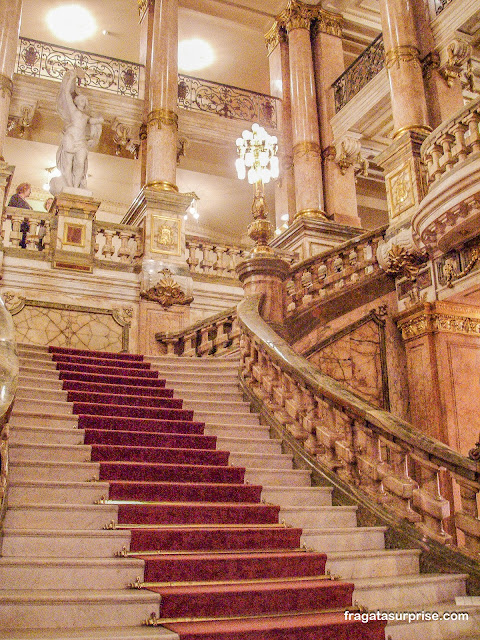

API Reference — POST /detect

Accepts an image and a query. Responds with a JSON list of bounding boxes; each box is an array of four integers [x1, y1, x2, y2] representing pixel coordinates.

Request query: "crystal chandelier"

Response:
[[235, 124, 279, 255]]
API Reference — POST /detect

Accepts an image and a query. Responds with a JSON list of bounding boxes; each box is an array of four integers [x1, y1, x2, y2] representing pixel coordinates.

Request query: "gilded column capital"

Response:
[[385, 45, 421, 70], [279, 0, 313, 33], [264, 21, 287, 56], [137, 0, 154, 22], [0, 74, 13, 98], [310, 8, 342, 38], [147, 108, 178, 130]]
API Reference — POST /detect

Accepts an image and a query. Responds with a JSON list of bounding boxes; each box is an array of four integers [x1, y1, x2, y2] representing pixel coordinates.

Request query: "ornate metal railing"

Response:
[[238, 294, 480, 561], [285, 226, 387, 318], [332, 34, 385, 113], [435, 0, 454, 14], [178, 74, 279, 128], [155, 307, 240, 357], [16, 37, 143, 98]]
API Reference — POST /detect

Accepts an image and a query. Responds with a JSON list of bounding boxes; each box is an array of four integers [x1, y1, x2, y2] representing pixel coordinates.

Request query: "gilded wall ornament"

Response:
[[440, 39, 471, 87], [397, 303, 480, 341], [141, 269, 193, 308], [264, 21, 286, 55], [442, 249, 479, 288], [385, 45, 421, 70], [0, 74, 13, 99], [385, 244, 421, 281], [293, 141, 321, 158], [387, 163, 415, 218], [150, 215, 181, 255]]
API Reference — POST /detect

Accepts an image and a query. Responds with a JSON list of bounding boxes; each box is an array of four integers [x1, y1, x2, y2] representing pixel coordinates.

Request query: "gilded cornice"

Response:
[[396, 301, 480, 341], [264, 21, 287, 56], [137, 0, 153, 22]]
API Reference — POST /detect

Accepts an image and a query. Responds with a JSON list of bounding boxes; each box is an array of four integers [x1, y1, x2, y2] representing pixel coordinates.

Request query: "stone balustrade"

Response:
[[185, 237, 250, 280], [422, 96, 480, 188], [94, 221, 143, 266], [2, 208, 53, 254], [155, 307, 240, 357], [238, 294, 480, 557], [284, 227, 386, 317]]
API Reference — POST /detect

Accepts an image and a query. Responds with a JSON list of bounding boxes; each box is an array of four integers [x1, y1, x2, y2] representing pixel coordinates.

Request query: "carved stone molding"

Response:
[[264, 21, 287, 56], [140, 268, 193, 307], [0, 74, 13, 98], [377, 225, 424, 280], [333, 137, 368, 176], [396, 301, 480, 341], [440, 39, 471, 87]]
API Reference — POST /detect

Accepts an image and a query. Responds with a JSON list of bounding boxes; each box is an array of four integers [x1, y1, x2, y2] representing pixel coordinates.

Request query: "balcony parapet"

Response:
[[284, 226, 387, 318], [414, 96, 480, 253]]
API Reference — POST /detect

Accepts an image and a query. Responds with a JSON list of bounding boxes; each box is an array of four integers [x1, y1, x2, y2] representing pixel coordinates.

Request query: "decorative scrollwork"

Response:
[[15, 37, 141, 98], [442, 248, 479, 288], [440, 39, 472, 87], [177, 74, 278, 128], [385, 45, 421, 70], [385, 244, 422, 281], [333, 34, 385, 113], [141, 269, 194, 308]]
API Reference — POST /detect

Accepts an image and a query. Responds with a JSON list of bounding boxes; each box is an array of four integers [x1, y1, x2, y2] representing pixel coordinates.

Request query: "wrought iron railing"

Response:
[[14, 38, 279, 127], [332, 34, 385, 113], [178, 74, 278, 128], [16, 37, 143, 98]]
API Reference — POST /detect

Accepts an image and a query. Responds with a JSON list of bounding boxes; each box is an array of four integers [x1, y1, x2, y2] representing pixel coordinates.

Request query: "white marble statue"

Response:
[[49, 69, 103, 195]]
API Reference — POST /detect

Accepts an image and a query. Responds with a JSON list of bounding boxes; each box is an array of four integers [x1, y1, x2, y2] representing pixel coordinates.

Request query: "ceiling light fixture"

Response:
[[46, 5, 96, 43], [178, 39, 214, 72]]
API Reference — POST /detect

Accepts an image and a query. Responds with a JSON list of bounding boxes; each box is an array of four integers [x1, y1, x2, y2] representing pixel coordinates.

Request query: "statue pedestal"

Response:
[[124, 186, 195, 353], [50, 191, 100, 273]]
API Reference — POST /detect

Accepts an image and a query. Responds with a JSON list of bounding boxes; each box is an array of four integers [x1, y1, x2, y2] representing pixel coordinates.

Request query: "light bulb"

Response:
[[236, 137, 243, 147], [248, 168, 257, 184], [270, 156, 279, 178], [281, 213, 289, 222], [235, 158, 246, 180], [242, 130, 252, 140], [252, 123, 260, 132], [244, 151, 254, 167], [261, 168, 271, 183], [193, 212, 199, 220], [259, 151, 269, 167]]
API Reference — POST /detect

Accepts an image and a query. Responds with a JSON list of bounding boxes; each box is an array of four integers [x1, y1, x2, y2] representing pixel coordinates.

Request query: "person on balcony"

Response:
[[8, 183, 33, 210], [49, 69, 103, 195]]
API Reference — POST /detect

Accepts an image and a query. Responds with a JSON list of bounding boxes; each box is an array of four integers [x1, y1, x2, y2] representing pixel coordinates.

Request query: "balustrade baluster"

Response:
[[10, 216, 22, 248], [101, 230, 115, 259], [451, 122, 469, 163], [117, 231, 131, 263], [27, 220, 37, 251]]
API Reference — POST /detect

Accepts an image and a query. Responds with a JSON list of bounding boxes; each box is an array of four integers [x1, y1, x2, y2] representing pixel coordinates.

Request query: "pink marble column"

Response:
[[284, 3, 325, 220], [410, 0, 464, 128], [137, 0, 155, 189], [145, 0, 178, 192], [266, 22, 296, 227], [0, 0, 22, 160], [379, 0, 430, 138], [311, 18, 361, 228]]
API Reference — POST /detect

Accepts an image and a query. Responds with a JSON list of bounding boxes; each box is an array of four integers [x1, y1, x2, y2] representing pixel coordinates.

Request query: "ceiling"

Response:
[[14, 0, 383, 240]]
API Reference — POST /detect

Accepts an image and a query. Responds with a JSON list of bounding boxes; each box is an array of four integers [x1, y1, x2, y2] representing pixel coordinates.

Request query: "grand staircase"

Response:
[[0, 344, 477, 639]]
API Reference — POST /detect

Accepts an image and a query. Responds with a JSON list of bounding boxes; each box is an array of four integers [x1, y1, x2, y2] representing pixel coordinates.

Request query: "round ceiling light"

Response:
[[46, 4, 97, 42], [178, 39, 215, 72]]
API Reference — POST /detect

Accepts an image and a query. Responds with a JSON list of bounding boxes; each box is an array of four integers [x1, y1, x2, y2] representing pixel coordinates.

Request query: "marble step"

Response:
[[7, 479, 109, 505], [175, 390, 245, 403], [302, 526, 387, 552], [18, 375, 63, 391], [10, 442, 91, 463], [19, 358, 58, 370], [9, 424, 85, 446], [353, 573, 468, 610], [204, 423, 271, 439], [325, 548, 421, 580], [0, 557, 145, 590], [216, 435, 283, 455], [0, 589, 161, 631], [261, 486, 333, 507], [14, 398, 74, 415], [1, 528, 131, 558], [17, 364, 60, 378], [154, 370, 238, 382], [158, 380, 240, 394], [4, 504, 118, 530], [16, 386, 68, 402], [279, 505, 358, 529], [228, 451, 294, 470], [147, 355, 238, 367], [182, 399, 251, 412], [10, 459, 99, 483], [0, 627, 177, 640], [9, 411, 78, 429], [193, 410, 259, 426], [244, 467, 311, 487]]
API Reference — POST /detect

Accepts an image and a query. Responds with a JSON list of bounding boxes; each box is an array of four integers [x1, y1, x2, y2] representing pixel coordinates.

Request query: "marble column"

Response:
[[137, 0, 155, 189], [379, 0, 430, 138], [283, 1, 325, 221], [311, 14, 362, 228], [145, 0, 178, 192], [265, 22, 296, 227], [0, 0, 21, 161]]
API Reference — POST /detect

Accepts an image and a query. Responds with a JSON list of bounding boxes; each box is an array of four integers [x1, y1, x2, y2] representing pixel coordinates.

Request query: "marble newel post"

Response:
[[127, 0, 193, 355], [0, 0, 22, 204], [283, 0, 325, 222], [265, 22, 296, 228]]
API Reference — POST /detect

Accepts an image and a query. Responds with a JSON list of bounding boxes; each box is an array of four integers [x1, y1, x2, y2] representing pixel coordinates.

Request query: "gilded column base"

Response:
[[294, 208, 328, 221], [145, 180, 179, 193], [247, 218, 274, 255]]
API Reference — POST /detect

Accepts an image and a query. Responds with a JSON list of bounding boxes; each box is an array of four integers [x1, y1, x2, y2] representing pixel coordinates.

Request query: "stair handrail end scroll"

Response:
[[237, 293, 480, 589]]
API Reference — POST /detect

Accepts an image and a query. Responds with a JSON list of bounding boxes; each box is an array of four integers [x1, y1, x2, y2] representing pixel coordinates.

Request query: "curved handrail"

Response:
[[238, 294, 480, 558], [0, 398, 15, 526]]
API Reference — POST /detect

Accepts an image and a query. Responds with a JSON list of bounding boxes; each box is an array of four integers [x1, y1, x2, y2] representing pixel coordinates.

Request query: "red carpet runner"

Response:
[[48, 345, 386, 640]]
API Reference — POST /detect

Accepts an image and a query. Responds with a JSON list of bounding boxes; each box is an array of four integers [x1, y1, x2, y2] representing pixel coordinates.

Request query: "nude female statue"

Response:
[[49, 69, 103, 195]]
